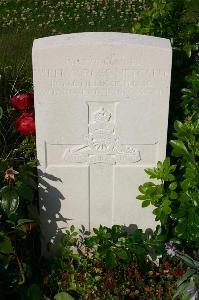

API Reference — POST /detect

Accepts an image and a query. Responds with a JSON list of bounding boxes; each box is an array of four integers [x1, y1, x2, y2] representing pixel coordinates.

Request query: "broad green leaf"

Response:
[[177, 253, 199, 268], [176, 269, 196, 287], [1, 189, 19, 216], [54, 292, 74, 300], [173, 281, 192, 299]]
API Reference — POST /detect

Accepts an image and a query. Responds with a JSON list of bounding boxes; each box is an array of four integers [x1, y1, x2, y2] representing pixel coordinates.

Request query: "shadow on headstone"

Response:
[[37, 169, 71, 254], [123, 224, 154, 236]]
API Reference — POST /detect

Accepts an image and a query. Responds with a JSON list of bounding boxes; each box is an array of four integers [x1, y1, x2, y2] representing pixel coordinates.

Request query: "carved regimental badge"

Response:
[[63, 107, 141, 164]]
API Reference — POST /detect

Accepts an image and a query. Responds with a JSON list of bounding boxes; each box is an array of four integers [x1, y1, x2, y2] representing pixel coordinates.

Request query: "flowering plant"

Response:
[[166, 242, 199, 300], [10, 93, 34, 111], [16, 112, 35, 136], [10, 92, 36, 136]]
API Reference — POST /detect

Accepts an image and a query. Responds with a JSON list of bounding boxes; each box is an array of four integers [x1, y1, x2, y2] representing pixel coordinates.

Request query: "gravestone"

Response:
[[32, 32, 172, 247]]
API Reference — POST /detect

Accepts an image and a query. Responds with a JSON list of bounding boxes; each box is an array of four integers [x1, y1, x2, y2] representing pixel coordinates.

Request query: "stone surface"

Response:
[[32, 32, 172, 247]]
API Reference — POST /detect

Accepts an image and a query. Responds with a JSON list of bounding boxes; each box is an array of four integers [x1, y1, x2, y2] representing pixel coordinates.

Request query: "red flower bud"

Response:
[[10, 93, 34, 111], [162, 261, 172, 269], [16, 112, 35, 136]]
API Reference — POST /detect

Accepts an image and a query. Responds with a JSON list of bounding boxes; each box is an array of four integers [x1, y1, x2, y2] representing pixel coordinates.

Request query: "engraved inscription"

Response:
[[34, 67, 170, 98], [63, 107, 140, 165]]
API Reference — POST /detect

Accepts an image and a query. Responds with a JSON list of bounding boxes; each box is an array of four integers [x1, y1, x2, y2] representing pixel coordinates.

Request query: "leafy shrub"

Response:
[[0, 0, 198, 299], [42, 225, 184, 300], [0, 67, 40, 300], [133, 0, 199, 250]]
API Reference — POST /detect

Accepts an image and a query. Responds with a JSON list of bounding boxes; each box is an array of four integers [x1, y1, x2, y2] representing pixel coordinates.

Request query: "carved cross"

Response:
[[62, 104, 141, 229]]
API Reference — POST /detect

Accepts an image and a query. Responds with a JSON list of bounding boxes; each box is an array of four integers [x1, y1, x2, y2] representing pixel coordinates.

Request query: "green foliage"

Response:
[[137, 158, 176, 222], [0, 68, 40, 299], [132, 0, 199, 58], [1, 187, 19, 216], [137, 155, 199, 248], [42, 225, 179, 299], [0, 0, 145, 74], [0, 0, 198, 298], [181, 66, 199, 120], [167, 249, 199, 300], [54, 292, 74, 300], [133, 0, 199, 251], [0, 231, 13, 267], [26, 283, 44, 300]]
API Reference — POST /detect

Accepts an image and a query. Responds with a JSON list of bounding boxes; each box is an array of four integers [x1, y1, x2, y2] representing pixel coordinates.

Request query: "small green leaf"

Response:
[[70, 225, 75, 232], [136, 195, 147, 200], [174, 120, 183, 131], [142, 200, 150, 207], [145, 168, 157, 178], [116, 248, 129, 261], [170, 191, 178, 199], [1, 188, 19, 216], [163, 157, 170, 168], [169, 182, 177, 190], [54, 292, 74, 300]]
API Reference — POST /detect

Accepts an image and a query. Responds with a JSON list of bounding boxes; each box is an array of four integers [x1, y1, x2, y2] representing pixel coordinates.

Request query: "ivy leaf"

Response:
[[54, 292, 74, 300], [1, 188, 19, 216]]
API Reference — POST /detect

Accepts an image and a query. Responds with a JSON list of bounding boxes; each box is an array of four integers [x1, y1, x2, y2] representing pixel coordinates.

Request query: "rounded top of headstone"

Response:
[[33, 32, 171, 51]]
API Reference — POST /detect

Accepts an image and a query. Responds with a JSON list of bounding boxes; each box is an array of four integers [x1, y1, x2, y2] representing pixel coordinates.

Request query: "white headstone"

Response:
[[33, 32, 172, 246]]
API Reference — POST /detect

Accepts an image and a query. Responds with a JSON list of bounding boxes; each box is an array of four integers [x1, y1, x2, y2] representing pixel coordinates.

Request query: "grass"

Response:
[[0, 0, 146, 77]]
